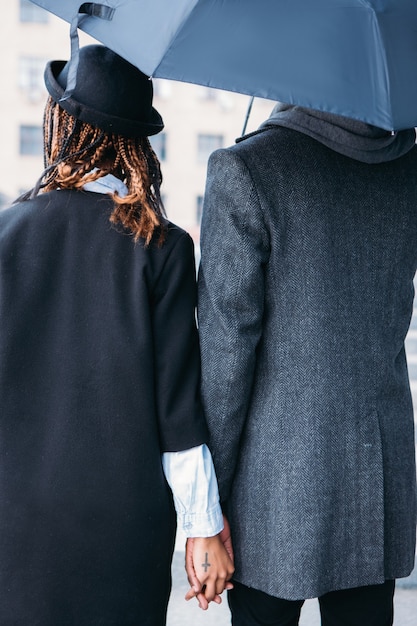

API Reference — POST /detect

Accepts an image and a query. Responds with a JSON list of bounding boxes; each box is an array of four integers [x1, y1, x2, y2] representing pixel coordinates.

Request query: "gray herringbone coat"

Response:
[[198, 125, 417, 600]]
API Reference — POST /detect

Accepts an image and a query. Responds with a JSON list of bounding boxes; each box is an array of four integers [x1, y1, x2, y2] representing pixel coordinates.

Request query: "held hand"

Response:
[[184, 529, 234, 610], [219, 514, 234, 563]]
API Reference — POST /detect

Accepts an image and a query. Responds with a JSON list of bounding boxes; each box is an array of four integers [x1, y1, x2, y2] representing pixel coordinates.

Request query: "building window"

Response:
[[150, 132, 167, 161], [18, 57, 47, 94], [196, 195, 204, 223], [197, 134, 223, 163], [19, 0, 48, 23], [19, 125, 43, 155]]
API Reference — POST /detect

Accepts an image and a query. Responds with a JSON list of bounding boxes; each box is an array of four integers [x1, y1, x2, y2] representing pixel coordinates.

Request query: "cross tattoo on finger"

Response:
[[202, 552, 211, 572]]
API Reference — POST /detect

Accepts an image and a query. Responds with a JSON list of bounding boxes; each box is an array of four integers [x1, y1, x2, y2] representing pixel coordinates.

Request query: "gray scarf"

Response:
[[259, 104, 416, 164]]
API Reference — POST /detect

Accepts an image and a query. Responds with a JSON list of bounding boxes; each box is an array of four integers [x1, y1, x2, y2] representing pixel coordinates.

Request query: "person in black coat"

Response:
[[0, 44, 233, 625]]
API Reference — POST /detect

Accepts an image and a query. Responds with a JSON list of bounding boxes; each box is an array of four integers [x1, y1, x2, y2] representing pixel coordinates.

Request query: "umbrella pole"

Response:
[[241, 96, 255, 136]]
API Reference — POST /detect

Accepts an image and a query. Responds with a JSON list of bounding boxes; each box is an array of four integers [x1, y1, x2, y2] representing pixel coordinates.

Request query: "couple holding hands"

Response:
[[1, 43, 416, 626]]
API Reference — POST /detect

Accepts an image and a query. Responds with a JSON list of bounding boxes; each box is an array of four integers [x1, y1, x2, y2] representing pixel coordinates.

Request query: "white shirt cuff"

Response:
[[162, 443, 223, 538]]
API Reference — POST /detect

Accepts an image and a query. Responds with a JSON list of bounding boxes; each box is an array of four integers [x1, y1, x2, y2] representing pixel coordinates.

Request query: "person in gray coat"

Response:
[[197, 103, 417, 625]]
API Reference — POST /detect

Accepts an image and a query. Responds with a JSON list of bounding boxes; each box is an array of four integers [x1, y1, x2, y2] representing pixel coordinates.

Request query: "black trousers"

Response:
[[228, 579, 395, 626]]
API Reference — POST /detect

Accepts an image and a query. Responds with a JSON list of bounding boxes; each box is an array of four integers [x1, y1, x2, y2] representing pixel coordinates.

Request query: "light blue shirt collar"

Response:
[[82, 170, 128, 197]]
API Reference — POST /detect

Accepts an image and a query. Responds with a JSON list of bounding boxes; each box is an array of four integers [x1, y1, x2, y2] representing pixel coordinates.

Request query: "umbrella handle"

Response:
[[241, 96, 255, 136], [61, 3, 115, 102]]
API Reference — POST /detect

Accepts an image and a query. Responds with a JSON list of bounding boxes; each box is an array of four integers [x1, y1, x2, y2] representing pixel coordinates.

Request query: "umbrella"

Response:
[[29, 0, 417, 131]]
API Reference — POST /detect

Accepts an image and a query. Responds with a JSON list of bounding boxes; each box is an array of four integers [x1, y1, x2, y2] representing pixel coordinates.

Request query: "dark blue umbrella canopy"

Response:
[[30, 0, 417, 130]]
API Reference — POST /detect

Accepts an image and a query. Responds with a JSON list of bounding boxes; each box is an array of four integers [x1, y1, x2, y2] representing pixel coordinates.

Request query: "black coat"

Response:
[[0, 189, 207, 625]]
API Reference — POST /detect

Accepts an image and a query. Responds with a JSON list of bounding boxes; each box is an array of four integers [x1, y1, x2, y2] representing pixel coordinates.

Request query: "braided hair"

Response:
[[20, 96, 166, 245]]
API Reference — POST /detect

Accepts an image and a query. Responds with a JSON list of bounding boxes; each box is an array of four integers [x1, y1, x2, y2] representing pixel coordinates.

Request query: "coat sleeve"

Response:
[[152, 231, 208, 452], [198, 148, 270, 502]]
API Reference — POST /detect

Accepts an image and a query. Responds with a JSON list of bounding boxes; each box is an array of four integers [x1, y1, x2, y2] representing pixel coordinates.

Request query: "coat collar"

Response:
[[259, 104, 416, 163]]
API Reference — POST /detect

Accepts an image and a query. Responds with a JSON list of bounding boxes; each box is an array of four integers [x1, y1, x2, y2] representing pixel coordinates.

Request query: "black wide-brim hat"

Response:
[[44, 44, 164, 138]]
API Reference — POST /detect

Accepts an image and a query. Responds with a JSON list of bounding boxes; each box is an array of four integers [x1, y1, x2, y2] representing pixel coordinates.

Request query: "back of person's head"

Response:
[[22, 45, 166, 244]]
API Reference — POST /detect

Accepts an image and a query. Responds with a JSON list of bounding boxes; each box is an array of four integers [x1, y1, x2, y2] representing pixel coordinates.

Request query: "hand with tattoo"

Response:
[[185, 515, 235, 610]]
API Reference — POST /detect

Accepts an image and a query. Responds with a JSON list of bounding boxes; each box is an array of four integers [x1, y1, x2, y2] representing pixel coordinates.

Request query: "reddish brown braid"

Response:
[[29, 97, 166, 244]]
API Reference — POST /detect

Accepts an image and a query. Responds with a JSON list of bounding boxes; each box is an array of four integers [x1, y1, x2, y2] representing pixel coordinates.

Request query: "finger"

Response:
[[196, 591, 209, 611], [215, 577, 227, 596], [187, 570, 202, 594], [203, 580, 217, 603], [185, 551, 202, 594], [185, 587, 196, 601]]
